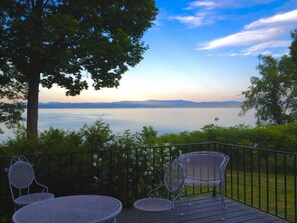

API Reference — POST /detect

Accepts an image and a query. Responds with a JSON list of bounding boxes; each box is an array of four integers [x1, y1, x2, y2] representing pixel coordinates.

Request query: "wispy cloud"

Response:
[[171, 1, 221, 27], [242, 40, 291, 55], [185, 0, 276, 10], [199, 27, 285, 50], [185, 1, 218, 10], [172, 0, 278, 28], [198, 9, 297, 56], [152, 13, 163, 27], [171, 13, 205, 28], [245, 9, 297, 29]]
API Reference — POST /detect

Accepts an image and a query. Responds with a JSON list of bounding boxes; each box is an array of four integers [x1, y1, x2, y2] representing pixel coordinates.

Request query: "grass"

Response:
[[226, 170, 296, 221], [184, 170, 296, 222]]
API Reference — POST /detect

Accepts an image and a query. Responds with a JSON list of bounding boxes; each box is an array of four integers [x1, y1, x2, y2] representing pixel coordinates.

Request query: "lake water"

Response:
[[0, 107, 256, 141]]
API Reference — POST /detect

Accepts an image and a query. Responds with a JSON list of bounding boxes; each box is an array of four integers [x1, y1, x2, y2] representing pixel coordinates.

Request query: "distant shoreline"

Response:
[[37, 100, 242, 109], [38, 105, 242, 109]]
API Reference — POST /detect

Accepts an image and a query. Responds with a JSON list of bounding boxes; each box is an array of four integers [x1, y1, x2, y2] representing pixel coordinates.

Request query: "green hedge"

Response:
[[1, 121, 297, 155], [156, 123, 297, 152]]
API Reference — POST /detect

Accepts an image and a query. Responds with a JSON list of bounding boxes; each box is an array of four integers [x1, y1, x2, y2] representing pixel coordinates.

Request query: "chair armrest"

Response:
[[148, 183, 163, 198], [34, 179, 49, 193]]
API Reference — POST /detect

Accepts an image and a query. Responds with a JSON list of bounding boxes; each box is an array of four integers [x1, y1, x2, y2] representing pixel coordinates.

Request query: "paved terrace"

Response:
[[117, 196, 286, 223]]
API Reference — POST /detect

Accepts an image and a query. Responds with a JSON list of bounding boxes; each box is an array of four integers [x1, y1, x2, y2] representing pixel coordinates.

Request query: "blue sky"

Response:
[[40, 0, 297, 103]]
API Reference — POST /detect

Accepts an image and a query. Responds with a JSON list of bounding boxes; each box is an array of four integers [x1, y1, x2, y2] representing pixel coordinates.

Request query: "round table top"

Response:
[[12, 195, 122, 223], [134, 198, 172, 212]]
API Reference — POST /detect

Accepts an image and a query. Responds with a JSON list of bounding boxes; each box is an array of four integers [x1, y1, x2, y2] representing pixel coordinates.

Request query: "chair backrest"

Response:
[[163, 161, 185, 194], [5, 156, 37, 201], [8, 157, 35, 189], [178, 151, 229, 181]]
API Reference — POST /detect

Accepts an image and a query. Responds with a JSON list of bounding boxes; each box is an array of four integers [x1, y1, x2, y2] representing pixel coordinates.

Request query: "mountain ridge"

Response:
[[38, 100, 242, 108]]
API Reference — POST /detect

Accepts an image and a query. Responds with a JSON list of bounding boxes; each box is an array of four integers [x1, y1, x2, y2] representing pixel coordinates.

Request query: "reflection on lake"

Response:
[[0, 107, 256, 141]]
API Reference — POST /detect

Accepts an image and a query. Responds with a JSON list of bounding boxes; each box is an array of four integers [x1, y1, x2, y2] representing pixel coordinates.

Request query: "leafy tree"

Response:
[[0, 0, 157, 135], [290, 29, 297, 66], [241, 30, 297, 125], [0, 72, 27, 134]]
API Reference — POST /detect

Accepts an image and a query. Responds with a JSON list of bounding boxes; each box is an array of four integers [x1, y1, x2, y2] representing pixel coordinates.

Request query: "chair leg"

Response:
[[220, 184, 226, 221], [178, 198, 184, 216], [184, 184, 191, 206], [221, 184, 227, 210], [221, 195, 225, 221], [173, 207, 177, 223], [172, 198, 183, 223]]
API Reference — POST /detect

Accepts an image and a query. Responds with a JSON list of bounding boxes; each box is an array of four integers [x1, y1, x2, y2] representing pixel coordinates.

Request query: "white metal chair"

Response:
[[177, 151, 229, 220], [5, 155, 54, 209], [133, 160, 185, 222]]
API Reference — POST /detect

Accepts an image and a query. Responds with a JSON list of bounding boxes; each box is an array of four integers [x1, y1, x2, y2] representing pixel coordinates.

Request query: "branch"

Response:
[[43, 0, 50, 9]]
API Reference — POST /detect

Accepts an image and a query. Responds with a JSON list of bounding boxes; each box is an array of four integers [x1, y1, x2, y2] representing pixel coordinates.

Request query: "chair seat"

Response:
[[134, 198, 172, 212], [14, 192, 54, 206], [185, 178, 221, 187]]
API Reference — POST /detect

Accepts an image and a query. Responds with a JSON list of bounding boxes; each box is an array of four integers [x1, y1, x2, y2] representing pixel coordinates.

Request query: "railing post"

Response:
[[294, 154, 297, 222], [274, 152, 278, 216]]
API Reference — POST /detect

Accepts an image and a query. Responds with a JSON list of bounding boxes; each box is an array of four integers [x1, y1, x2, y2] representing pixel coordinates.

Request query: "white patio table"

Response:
[[12, 195, 122, 223]]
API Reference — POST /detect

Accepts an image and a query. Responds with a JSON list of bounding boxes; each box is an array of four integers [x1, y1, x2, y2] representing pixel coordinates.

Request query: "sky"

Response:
[[39, 0, 297, 103]]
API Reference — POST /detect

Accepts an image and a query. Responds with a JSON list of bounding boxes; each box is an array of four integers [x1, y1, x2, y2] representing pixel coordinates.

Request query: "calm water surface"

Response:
[[0, 107, 256, 141]]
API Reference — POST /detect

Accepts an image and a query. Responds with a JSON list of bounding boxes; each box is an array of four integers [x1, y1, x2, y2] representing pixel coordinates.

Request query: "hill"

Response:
[[38, 100, 242, 108]]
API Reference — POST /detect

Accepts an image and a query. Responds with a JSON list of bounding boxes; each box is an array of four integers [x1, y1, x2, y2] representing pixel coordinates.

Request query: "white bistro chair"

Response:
[[5, 155, 54, 209], [177, 151, 229, 220], [134, 160, 185, 222]]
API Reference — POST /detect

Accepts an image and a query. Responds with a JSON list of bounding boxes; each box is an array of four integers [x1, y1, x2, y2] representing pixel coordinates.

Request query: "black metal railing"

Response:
[[212, 142, 297, 222], [0, 142, 296, 222]]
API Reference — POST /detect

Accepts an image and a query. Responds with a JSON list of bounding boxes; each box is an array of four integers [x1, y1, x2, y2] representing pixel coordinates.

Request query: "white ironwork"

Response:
[[177, 151, 229, 220], [134, 160, 185, 222], [5, 155, 54, 209], [12, 195, 122, 223]]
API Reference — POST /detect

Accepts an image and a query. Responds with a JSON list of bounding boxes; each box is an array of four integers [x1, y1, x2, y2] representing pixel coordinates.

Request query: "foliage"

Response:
[[0, 126, 40, 156], [1, 120, 297, 220], [0, 103, 24, 134], [80, 120, 114, 150], [138, 125, 158, 146], [2, 120, 297, 156], [0, 69, 27, 134], [0, 0, 158, 134], [290, 29, 297, 65], [241, 55, 297, 125], [152, 123, 297, 152], [91, 129, 177, 202], [0, 126, 83, 156], [38, 128, 83, 153], [2, 119, 297, 209], [241, 29, 297, 125]]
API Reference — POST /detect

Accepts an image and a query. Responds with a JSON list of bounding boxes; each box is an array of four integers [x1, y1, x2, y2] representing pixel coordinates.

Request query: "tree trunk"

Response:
[[27, 70, 40, 135], [27, 0, 43, 136]]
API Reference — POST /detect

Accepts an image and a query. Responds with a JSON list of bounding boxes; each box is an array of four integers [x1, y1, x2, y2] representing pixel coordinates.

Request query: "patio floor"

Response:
[[117, 196, 286, 223]]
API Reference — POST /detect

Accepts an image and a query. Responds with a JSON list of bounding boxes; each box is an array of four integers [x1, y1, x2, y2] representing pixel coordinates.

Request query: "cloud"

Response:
[[242, 40, 291, 55], [171, 1, 221, 28], [185, 1, 218, 10], [171, 13, 205, 28], [198, 9, 297, 56], [185, 0, 276, 10], [198, 27, 285, 50], [174, 0, 280, 28], [245, 9, 297, 29], [152, 13, 163, 27]]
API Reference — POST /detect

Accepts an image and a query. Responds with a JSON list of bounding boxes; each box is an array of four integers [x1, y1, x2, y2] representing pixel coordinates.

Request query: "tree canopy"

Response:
[[0, 0, 158, 135], [241, 29, 297, 125]]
